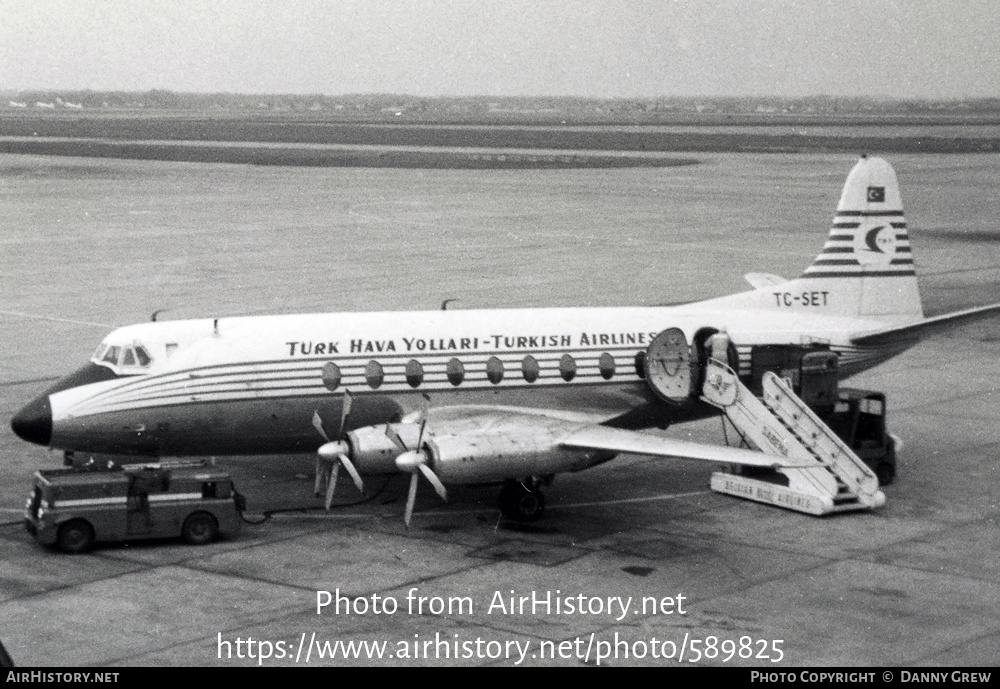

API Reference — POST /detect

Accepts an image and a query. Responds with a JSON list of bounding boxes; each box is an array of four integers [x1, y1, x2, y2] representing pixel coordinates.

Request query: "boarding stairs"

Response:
[[699, 358, 885, 515]]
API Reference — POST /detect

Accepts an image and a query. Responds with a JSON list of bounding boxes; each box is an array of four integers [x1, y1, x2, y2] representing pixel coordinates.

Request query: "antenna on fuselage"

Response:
[[441, 298, 458, 311], [150, 309, 168, 322]]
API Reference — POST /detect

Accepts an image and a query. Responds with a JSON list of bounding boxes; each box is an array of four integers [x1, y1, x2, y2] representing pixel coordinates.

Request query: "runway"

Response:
[[1, 152, 999, 666]]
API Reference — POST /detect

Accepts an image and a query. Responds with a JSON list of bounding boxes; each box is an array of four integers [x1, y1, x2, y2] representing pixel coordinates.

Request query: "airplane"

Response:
[[11, 156, 1000, 525]]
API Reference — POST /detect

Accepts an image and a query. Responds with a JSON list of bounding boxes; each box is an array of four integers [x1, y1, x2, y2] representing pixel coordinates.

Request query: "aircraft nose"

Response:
[[11, 396, 52, 446]]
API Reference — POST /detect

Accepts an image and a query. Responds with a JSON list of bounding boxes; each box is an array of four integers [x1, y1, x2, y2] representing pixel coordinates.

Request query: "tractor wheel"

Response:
[[182, 512, 219, 545], [57, 519, 95, 554]]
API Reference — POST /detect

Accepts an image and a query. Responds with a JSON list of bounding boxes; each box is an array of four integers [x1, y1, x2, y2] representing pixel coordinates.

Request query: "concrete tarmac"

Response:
[[1, 152, 998, 666]]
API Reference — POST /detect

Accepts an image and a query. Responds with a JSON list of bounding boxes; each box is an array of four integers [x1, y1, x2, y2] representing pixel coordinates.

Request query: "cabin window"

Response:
[[634, 351, 646, 379], [446, 358, 465, 386], [322, 362, 341, 391], [521, 355, 539, 383], [202, 482, 217, 499], [559, 354, 577, 382], [406, 359, 424, 388], [599, 352, 616, 380], [486, 356, 504, 384], [365, 360, 384, 389]]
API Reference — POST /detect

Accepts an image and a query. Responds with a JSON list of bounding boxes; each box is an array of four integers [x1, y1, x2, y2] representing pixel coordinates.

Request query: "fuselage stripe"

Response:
[[799, 270, 916, 278], [834, 210, 905, 217]]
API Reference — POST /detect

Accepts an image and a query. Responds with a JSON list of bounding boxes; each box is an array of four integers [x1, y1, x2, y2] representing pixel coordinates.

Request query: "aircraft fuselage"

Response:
[[12, 304, 902, 458]]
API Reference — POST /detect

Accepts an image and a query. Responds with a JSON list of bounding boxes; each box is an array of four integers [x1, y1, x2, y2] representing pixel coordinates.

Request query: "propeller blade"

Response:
[[315, 401, 362, 506], [339, 390, 353, 436], [418, 463, 447, 502], [416, 418, 427, 448], [314, 455, 325, 496], [404, 472, 419, 527], [385, 424, 408, 453], [324, 463, 340, 510], [339, 453, 364, 493], [312, 411, 330, 442]]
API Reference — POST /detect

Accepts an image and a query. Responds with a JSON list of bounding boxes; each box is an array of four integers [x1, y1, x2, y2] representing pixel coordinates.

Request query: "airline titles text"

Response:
[[284, 331, 659, 357]]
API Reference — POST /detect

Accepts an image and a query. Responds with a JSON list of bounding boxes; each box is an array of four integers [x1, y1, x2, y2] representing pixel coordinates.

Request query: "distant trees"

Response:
[[2, 89, 999, 119]]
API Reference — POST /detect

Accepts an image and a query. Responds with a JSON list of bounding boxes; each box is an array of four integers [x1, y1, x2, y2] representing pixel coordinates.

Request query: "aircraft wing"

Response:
[[851, 302, 1000, 347], [560, 424, 783, 468], [426, 406, 783, 470]]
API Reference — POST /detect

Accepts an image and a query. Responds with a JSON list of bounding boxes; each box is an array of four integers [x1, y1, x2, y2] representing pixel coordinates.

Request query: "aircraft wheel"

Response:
[[182, 512, 219, 545], [875, 462, 895, 486], [57, 519, 95, 554], [499, 481, 545, 522]]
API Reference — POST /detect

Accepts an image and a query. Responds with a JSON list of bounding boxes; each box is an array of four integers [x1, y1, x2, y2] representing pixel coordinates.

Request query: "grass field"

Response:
[[1, 111, 999, 168]]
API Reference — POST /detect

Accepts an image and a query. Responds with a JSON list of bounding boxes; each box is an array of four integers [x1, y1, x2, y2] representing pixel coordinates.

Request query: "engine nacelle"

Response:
[[424, 433, 612, 485], [346, 423, 422, 473]]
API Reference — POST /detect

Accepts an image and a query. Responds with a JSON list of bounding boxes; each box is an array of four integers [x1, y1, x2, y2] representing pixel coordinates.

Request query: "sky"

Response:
[[2, 0, 998, 99]]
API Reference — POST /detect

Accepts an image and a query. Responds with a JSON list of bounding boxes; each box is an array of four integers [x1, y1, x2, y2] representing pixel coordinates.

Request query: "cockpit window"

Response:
[[92, 341, 154, 372], [135, 346, 152, 367], [102, 346, 121, 365]]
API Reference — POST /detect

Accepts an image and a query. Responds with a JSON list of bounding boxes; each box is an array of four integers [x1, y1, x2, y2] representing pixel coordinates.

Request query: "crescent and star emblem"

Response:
[[864, 225, 887, 253]]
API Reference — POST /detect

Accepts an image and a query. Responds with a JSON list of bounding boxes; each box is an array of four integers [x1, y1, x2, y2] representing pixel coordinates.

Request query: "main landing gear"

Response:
[[499, 479, 546, 522]]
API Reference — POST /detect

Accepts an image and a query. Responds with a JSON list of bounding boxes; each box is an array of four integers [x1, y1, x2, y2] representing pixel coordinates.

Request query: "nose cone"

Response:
[[11, 395, 52, 446]]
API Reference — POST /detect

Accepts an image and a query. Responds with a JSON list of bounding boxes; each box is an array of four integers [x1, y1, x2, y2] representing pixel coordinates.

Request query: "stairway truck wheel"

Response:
[[499, 480, 546, 522], [875, 462, 895, 486]]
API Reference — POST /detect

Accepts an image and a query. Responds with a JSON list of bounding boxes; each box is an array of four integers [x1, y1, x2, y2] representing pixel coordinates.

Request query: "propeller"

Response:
[[385, 417, 448, 527], [313, 390, 364, 509]]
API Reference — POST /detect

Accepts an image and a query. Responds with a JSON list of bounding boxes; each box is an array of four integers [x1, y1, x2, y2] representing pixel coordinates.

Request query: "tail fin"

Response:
[[712, 156, 924, 324], [805, 157, 913, 275], [800, 155, 923, 321]]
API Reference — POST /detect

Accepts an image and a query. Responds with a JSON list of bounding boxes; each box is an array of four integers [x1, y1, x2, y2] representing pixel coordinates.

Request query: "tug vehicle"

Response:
[[25, 462, 244, 553]]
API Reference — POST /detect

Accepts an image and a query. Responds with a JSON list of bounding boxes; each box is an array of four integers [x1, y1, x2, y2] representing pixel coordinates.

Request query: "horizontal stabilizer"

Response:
[[744, 272, 787, 289], [851, 302, 1000, 347], [562, 425, 788, 468]]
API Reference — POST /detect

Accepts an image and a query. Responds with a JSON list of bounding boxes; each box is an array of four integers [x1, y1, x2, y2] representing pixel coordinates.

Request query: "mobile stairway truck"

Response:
[[702, 350, 890, 515], [644, 328, 893, 515]]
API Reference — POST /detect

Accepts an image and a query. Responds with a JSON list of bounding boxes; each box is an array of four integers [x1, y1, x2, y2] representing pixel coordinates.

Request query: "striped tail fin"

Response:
[[800, 155, 923, 321], [705, 156, 924, 325]]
